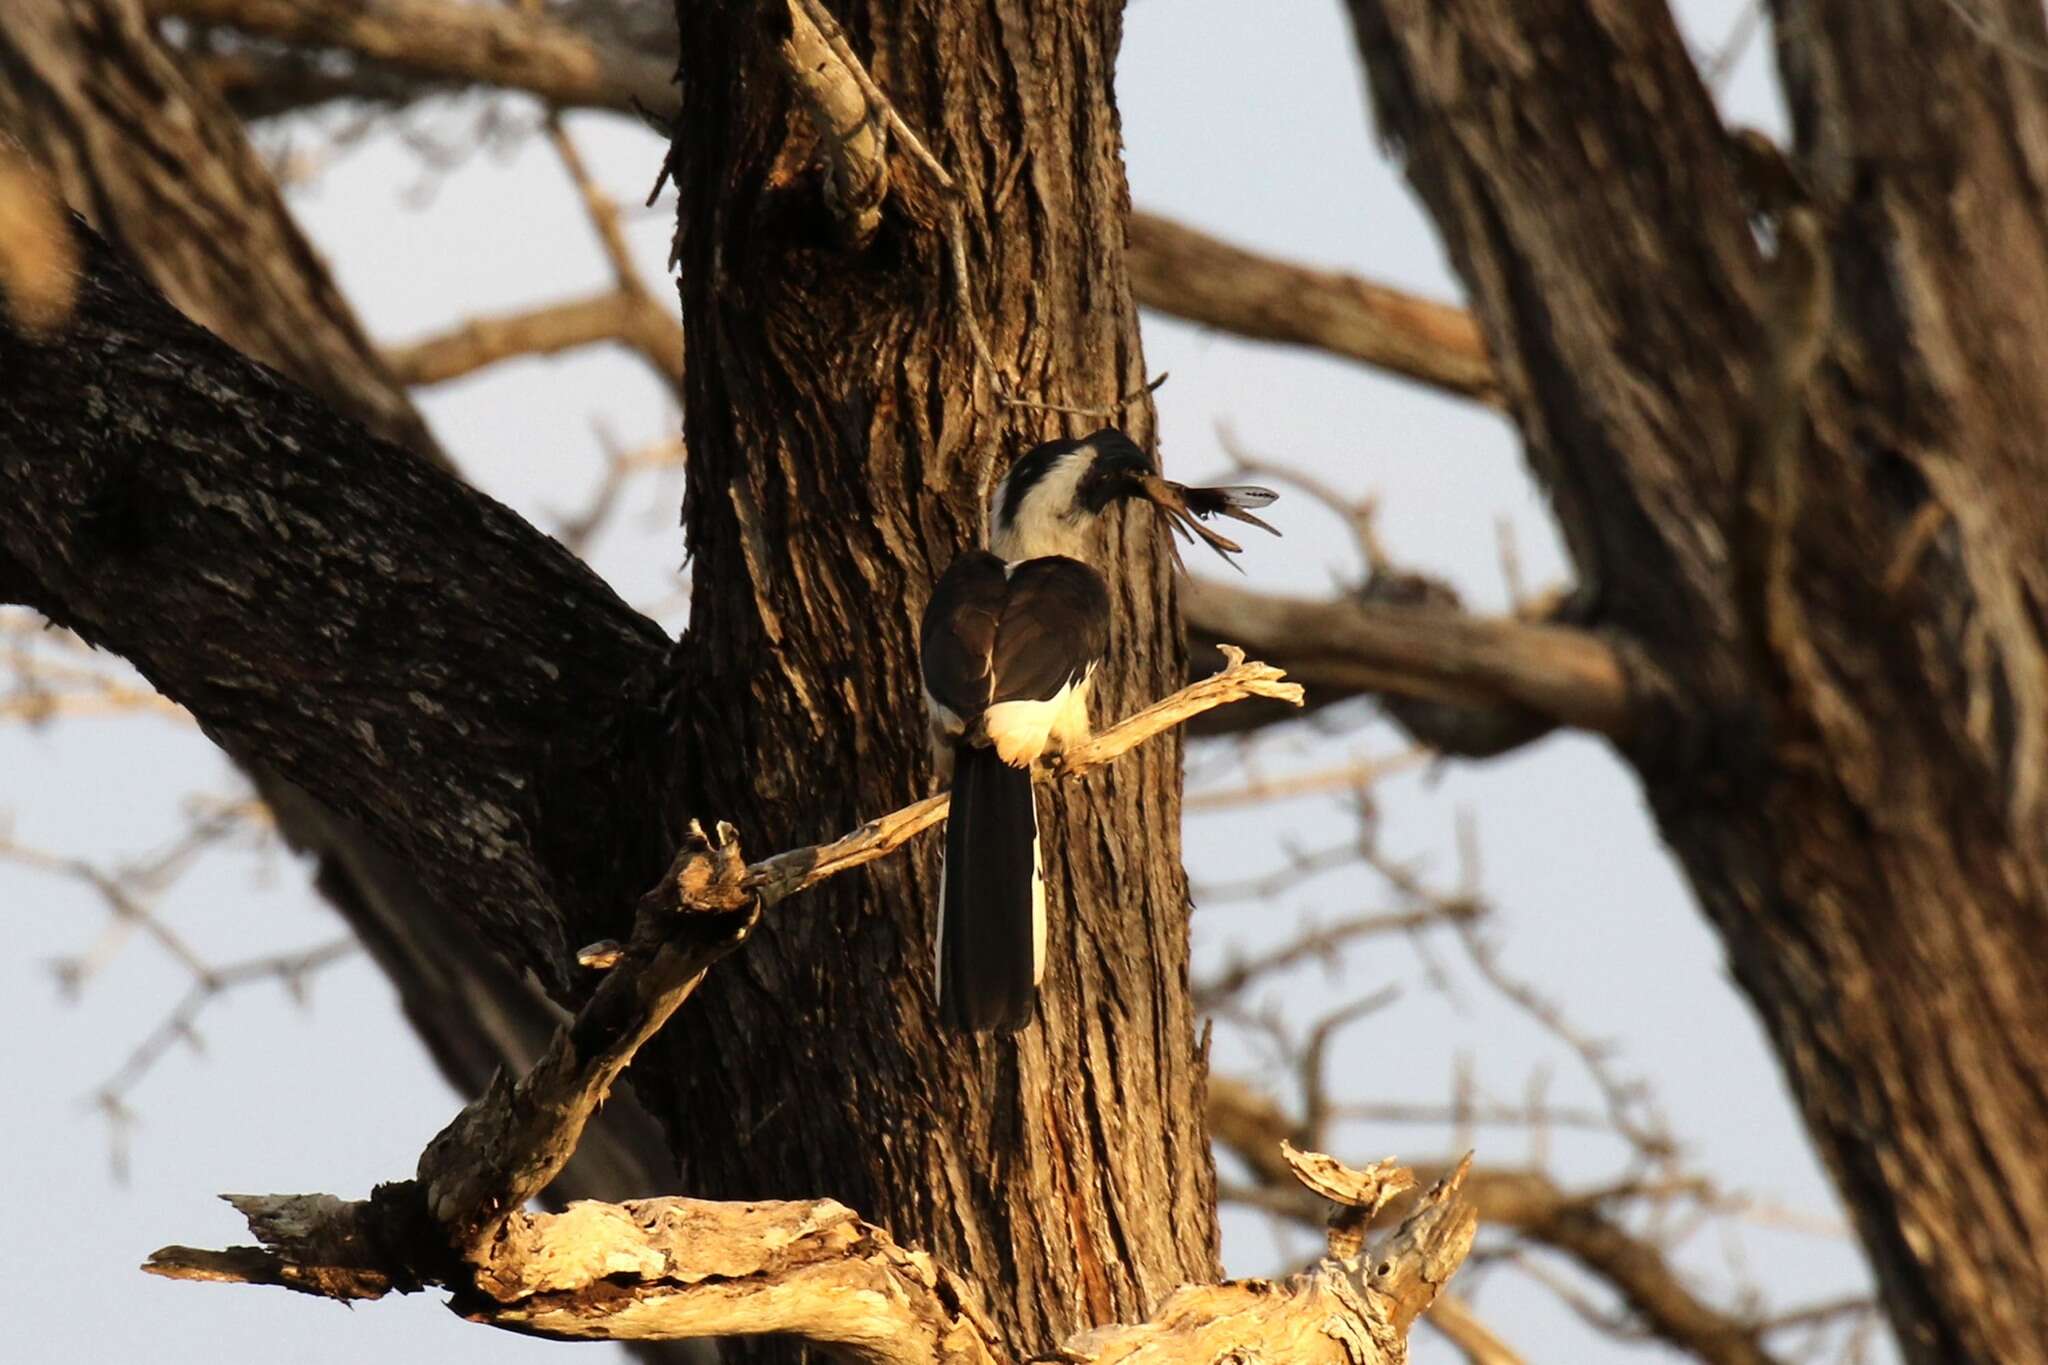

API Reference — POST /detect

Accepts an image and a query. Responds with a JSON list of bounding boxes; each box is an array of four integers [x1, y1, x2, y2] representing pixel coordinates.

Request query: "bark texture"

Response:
[[0, 0, 679, 1228], [0, 228, 676, 982], [1345, 2, 2048, 1358], [648, 2, 1218, 1354]]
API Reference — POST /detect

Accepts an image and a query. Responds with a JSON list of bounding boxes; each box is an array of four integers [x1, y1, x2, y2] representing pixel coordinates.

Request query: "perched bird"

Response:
[[920, 428, 1277, 1032]]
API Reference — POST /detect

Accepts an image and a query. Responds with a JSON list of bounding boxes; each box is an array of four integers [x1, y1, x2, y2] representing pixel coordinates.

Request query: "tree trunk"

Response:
[[1346, 1, 2048, 1358], [0, 0, 681, 1222], [638, 2, 1218, 1353]]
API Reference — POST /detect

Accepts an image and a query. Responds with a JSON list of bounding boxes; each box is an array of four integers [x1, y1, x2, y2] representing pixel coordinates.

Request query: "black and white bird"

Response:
[[919, 428, 1278, 1032]]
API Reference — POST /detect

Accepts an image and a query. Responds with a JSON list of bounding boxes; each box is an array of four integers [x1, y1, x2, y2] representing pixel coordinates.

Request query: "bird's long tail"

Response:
[[935, 742, 1043, 1032]]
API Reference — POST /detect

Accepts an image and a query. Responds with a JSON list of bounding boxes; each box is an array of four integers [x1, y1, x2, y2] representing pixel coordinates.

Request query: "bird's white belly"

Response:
[[982, 671, 1094, 768]]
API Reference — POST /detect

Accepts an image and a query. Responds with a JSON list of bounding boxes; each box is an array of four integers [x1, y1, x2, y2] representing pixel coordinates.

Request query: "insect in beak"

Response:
[[1134, 475, 1282, 571]]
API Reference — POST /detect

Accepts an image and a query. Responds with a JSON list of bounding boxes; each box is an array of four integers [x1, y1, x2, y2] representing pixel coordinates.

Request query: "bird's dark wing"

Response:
[[992, 556, 1111, 703], [921, 550, 1007, 718]]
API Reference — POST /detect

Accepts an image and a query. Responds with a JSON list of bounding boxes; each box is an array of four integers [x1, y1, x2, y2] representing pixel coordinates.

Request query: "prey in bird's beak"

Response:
[[1134, 473, 1282, 571]]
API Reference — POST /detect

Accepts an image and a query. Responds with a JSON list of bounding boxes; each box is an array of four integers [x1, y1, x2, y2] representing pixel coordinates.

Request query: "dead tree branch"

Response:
[[1427, 1291, 1529, 1365], [741, 645, 1301, 905], [150, 1155, 1474, 1363], [133, 649, 1476, 1362], [1207, 1077, 1790, 1365]]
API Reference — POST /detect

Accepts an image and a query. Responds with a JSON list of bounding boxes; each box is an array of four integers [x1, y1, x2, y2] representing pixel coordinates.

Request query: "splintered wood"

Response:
[[148, 1144, 1476, 1365]]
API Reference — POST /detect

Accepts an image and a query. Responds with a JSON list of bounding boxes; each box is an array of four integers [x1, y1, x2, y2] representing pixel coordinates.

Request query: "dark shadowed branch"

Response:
[[0, 224, 675, 992]]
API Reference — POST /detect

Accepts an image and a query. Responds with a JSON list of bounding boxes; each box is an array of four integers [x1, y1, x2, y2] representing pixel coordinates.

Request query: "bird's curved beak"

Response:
[[1133, 474, 1281, 570]]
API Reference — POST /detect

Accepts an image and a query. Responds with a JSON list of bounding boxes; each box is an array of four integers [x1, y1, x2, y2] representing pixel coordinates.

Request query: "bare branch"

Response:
[[0, 799, 356, 1179], [2, 609, 190, 724], [1127, 211, 1497, 404], [147, 0, 675, 115], [146, 648, 1302, 1328], [382, 290, 682, 393], [553, 430, 685, 555], [1193, 905, 1470, 1010], [160, 6, 1500, 402], [150, 1156, 1475, 1360], [1427, 1291, 1529, 1365], [1183, 577, 1637, 743], [1185, 747, 1428, 810], [542, 115, 686, 398]]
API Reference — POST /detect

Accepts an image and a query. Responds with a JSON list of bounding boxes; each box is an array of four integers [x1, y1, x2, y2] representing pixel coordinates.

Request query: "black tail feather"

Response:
[[936, 743, 1040, 1033]]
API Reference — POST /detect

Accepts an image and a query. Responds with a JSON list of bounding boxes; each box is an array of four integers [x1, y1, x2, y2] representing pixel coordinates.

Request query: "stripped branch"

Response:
[[1207, 1077, 1790, 1365], [1428, 1291, 1529, 1365], [144, 648, 1304, 1337], [744, 644, 1302, 904]]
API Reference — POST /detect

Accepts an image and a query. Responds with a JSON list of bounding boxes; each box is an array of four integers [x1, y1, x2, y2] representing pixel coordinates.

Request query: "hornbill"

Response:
[[920, 428, 1277, 1032]]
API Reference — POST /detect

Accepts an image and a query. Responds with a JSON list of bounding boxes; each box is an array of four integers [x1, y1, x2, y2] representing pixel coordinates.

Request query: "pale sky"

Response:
[[0, 3, 1890, 1362]]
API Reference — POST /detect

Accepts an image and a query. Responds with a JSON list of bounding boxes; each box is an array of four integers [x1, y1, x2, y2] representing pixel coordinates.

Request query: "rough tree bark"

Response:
[[1345, 1, 2048, 1359], [642, 2, 1217, 1352], [0, 0, 680, 1229]]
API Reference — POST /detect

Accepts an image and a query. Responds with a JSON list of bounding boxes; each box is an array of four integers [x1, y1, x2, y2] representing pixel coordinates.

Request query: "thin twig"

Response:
[[1194, 906, 1469, 1009], [1186, 747, 1429, 810]]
